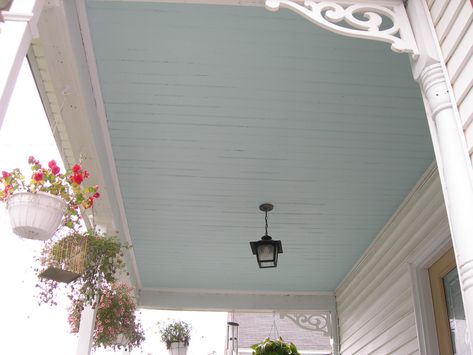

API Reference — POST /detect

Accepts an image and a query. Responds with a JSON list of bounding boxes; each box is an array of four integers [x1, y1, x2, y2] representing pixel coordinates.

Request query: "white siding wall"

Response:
[[336, 167, 448, 354], [427, 0, 473, 164]]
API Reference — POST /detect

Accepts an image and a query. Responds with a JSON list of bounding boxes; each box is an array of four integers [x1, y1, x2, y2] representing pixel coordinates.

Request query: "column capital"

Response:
[[418, 63, 453, 121]]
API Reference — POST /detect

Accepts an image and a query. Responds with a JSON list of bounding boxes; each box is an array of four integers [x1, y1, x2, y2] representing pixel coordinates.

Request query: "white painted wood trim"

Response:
[[265, 0, 419, 57], [408, 223, 451, 355], [34, 1, 142, 291], [89, 0, 403, 6], [70, 0, 143, 290], [0, 0, 43, 126], [409, 1, 473, 352], [139, 288, 336, 313], [76, 305, 97, 355], [142, 287, 334, 296]]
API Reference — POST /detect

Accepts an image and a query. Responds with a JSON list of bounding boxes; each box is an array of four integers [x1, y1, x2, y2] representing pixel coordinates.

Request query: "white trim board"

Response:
[[88, 0, 404, 5], [34, 0, 142, 289], [139, 288, 336, 311], [408, 223, 451, 355]]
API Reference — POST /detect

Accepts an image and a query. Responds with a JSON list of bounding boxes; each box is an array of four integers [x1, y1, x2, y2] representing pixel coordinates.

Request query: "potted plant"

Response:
[[159, 320, 192, 355], [68, 283, 145, 351], [36, 230, 127, 306], [251, 337, 300, 355], [0, 156, 99, 240], [38, 231, 89, 283]]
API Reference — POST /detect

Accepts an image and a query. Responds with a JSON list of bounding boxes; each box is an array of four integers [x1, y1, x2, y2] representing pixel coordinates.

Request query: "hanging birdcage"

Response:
[[38, 233, 88, 283]]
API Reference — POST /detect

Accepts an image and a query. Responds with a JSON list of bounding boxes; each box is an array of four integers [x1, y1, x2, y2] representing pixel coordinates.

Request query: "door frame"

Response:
[[409, 221, 452, 355]]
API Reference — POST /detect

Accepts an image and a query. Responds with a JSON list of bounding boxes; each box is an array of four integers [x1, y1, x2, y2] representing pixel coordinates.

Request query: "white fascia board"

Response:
[[139, 288, 336, 311], [35, 1, 142, 291], [89, 0, 403, 7]]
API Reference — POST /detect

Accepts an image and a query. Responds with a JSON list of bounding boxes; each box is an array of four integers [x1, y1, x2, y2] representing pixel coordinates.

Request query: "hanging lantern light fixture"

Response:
[[250, 203, 283, 268]]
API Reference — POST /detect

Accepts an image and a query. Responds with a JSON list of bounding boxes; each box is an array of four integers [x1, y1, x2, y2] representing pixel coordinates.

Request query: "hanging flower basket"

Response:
[[0, 157, 99, 240], [6, 191, 67, 241], [68, 283, 145, 351], [38, 232, 88, 283], [169, 342, 188, 355], [251, 337, 300, 355]]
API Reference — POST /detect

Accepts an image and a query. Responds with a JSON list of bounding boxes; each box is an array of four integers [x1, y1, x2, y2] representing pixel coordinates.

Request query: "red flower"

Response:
[[48, 160, 57, 169], [71, 174, 83, 185], [51, 165, 60, 175], [93, 191, 100, 199], [33, 171, 43, 182], [2, 171, 10, 178], [72, 164, 81, 173], [28, 156, 35, 164]]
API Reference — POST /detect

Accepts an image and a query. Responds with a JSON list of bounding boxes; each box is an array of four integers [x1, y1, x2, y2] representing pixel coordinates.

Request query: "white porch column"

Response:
[[0, 0, 43, 127], [407, 1, 473, 352], [76, 305, 97, 355]]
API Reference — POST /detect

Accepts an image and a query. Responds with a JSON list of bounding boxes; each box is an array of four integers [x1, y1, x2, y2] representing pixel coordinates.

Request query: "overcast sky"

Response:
[[0, 60, 227, 355]]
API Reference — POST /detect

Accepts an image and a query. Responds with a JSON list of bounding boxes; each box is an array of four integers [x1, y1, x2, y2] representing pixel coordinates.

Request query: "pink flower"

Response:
[[72, 164, 81, 173], [93, 191, 100, 198], [33, 171, 43, 182], [28, 156, 35, 164], [48, 160, 57, 169], [2, 171, 10, 178], [51, 165, 60, 175]]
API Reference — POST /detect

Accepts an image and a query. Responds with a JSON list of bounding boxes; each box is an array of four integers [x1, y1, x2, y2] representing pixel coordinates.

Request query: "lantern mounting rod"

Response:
[[259, 203, 273, 239]]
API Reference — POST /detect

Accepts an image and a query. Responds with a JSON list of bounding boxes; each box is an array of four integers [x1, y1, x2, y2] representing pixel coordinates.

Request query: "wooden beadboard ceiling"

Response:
[[86, 1, 433, 292]]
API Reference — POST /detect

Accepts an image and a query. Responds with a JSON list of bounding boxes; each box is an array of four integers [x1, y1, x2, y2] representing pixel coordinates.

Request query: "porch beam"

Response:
[[407, 0, 473, 353], [0, 0, 44, 127], [140, 288, 336, 311]]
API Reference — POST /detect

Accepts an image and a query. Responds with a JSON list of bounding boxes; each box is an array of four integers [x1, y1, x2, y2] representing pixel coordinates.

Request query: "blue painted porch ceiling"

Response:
[[86, 1, 433, 292]]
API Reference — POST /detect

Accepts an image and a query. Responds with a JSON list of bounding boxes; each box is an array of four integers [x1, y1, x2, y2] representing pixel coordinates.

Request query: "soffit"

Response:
[[85, 1, 433, 292]]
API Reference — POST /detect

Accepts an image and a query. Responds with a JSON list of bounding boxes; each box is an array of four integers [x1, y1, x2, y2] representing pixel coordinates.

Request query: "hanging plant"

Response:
[[251, 337, 300, 355], [159, 320, 192, 349], [38, 231, 89, 283], [0, 156, 99, 240], [36, 230, 127, 306], [69, 283, 145, 351]]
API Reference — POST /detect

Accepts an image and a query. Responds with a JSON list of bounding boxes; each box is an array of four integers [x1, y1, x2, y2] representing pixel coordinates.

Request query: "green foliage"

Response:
[[159, 320, 192, 349], [250, 337, 300, 355], [36, 230, 128, 306]]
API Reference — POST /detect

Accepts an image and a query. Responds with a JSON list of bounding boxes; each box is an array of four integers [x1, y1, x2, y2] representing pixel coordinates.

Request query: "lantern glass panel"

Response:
[[257, 243, 275, 261]]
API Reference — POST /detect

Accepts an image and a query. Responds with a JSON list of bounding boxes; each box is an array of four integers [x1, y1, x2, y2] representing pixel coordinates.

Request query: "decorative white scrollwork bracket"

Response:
[[279, 312, 332, 336], [265, 0, 419, 58]]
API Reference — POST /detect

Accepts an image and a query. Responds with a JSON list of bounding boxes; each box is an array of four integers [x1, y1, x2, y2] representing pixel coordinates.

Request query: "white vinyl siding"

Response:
[[428, 0, 473, 163], [336, 168, 447, 354]]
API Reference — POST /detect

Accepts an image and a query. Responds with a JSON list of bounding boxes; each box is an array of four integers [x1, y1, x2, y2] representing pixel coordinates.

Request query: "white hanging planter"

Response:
[[169, 342, 188, 355], [115, 334, 129, 347], [6, 191, 66, 240]]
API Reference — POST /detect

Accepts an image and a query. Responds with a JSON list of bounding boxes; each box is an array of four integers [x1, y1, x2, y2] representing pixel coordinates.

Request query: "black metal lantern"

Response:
[[250, 203, 283, 268]]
